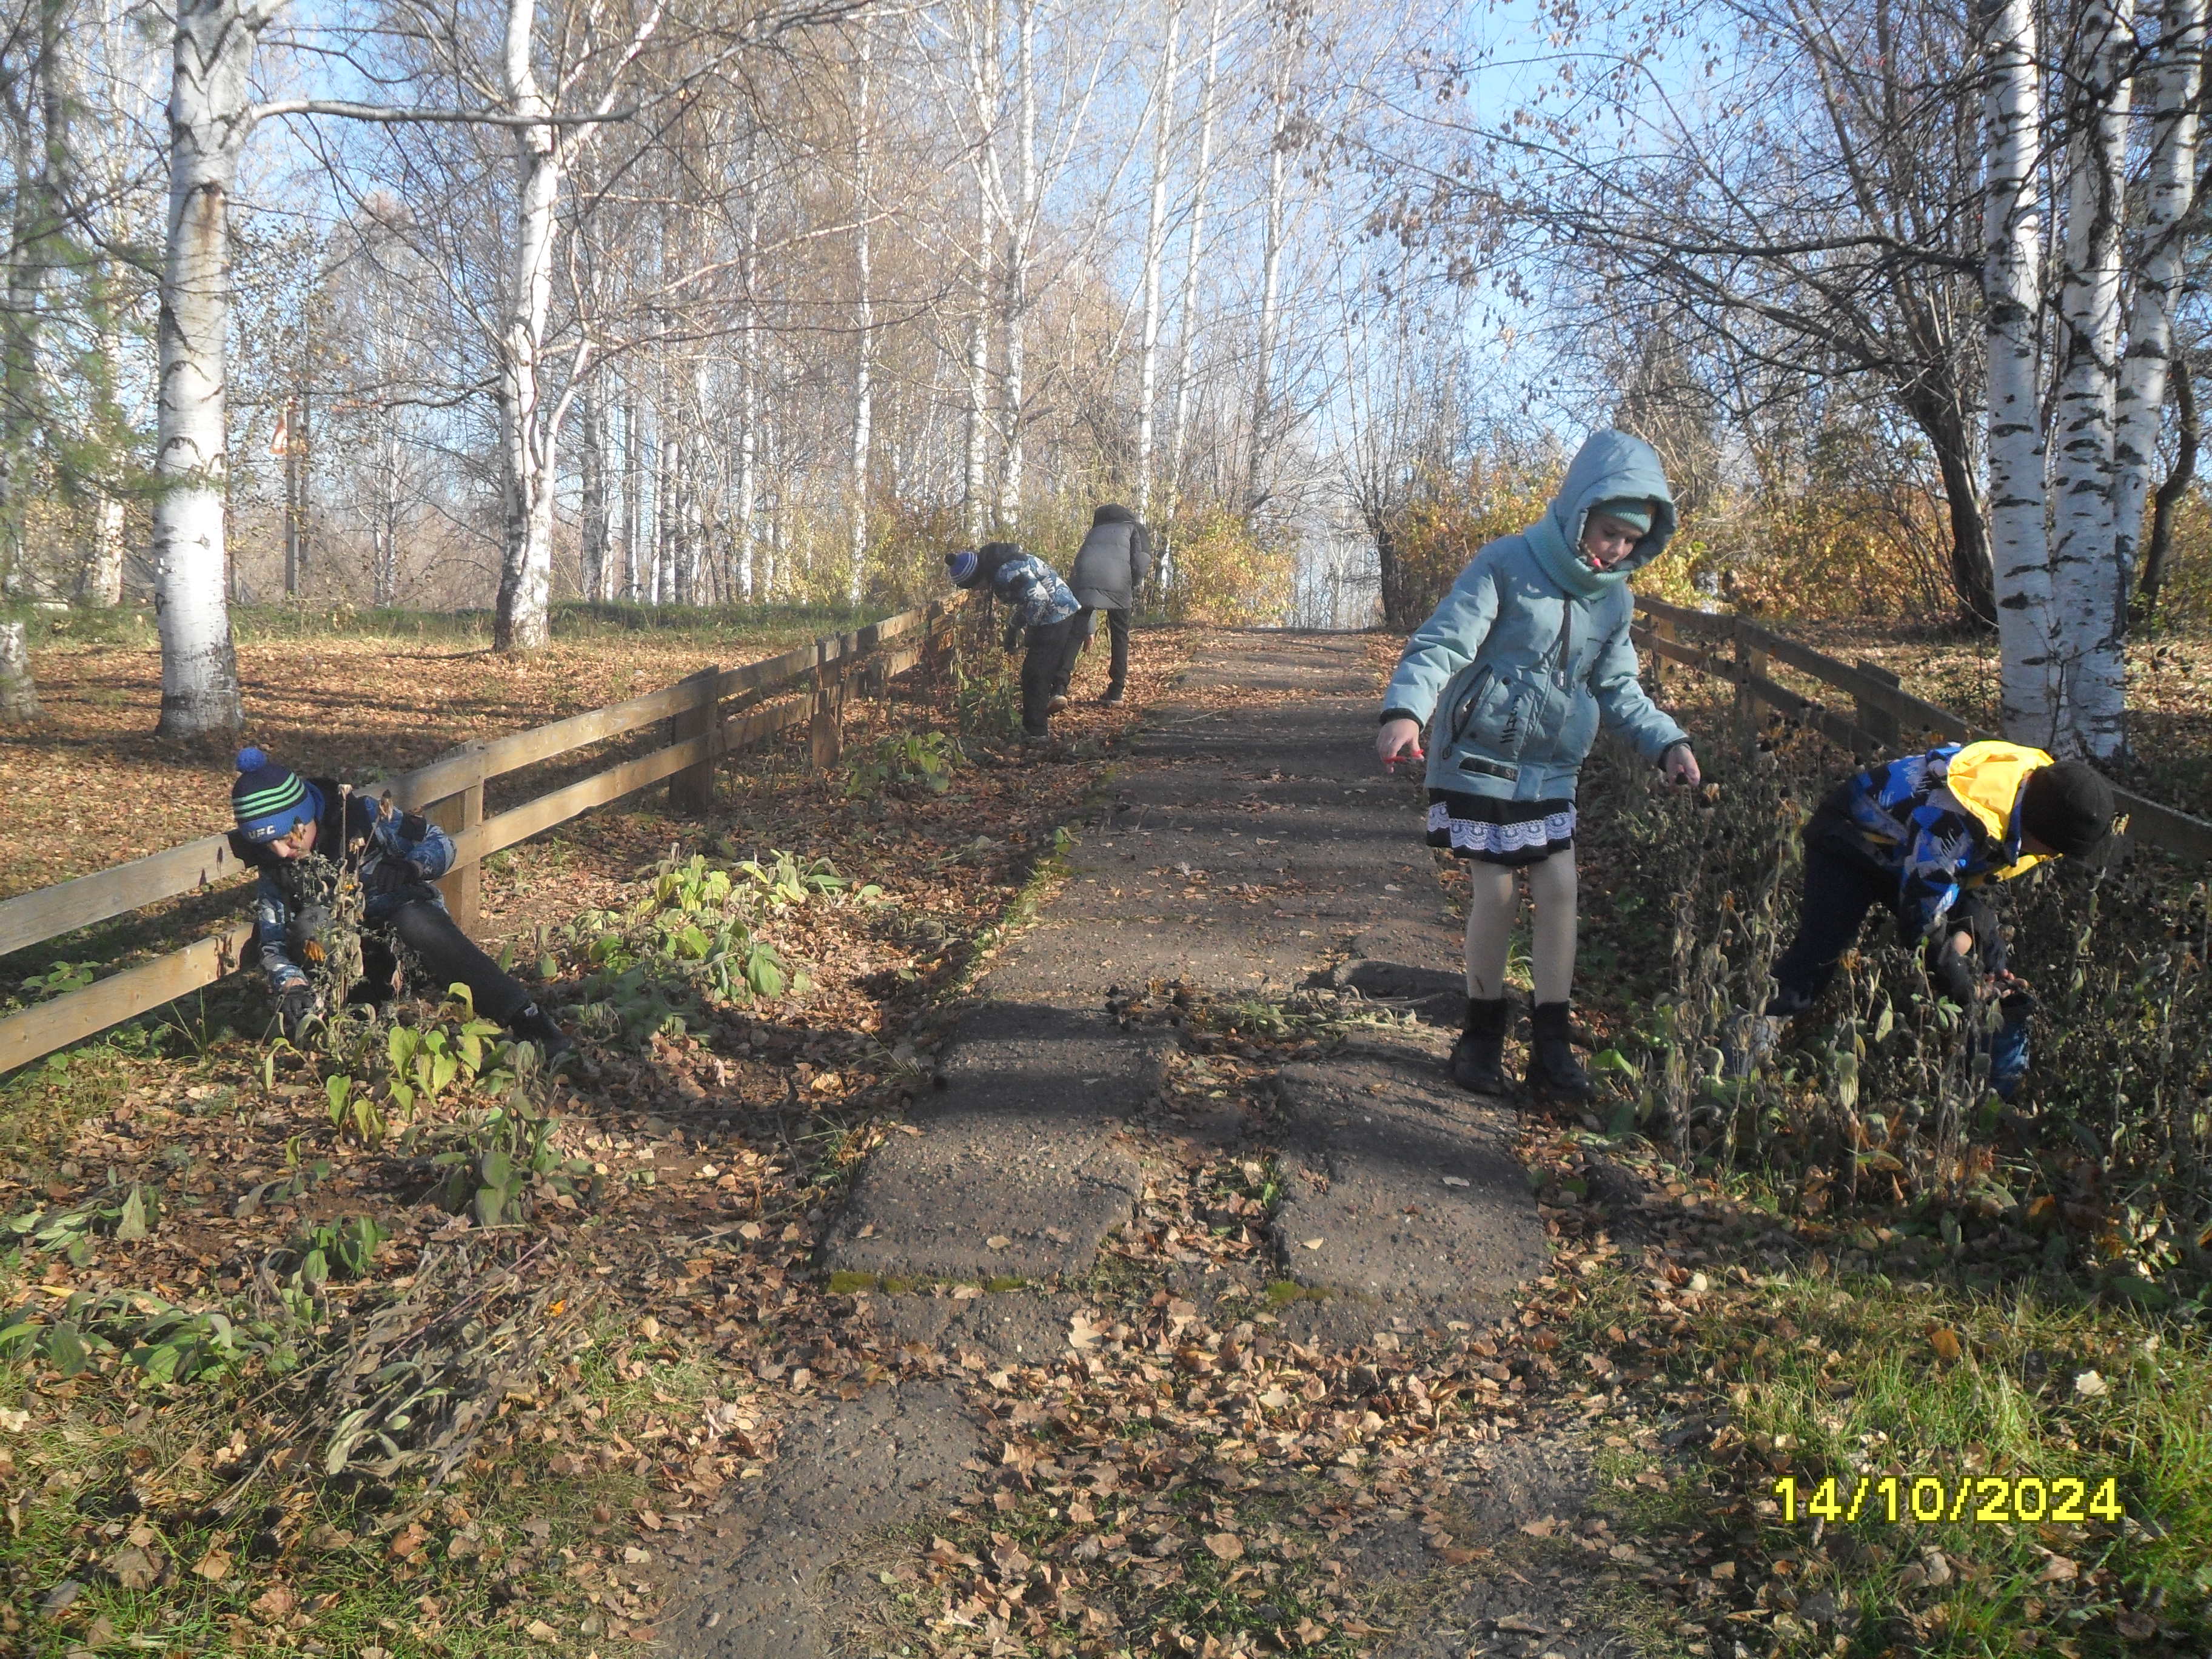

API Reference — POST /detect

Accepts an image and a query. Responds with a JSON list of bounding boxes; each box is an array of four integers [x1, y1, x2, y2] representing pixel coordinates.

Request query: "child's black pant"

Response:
[[1055, 607, 1130, 698], [292, 892, 535, 1025], [1019, 617, 1084, 735], [1766, 807, 2004, 1016]]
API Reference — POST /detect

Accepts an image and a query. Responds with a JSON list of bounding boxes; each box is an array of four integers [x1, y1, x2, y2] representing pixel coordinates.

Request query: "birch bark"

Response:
[[1166, 0, 1225, 532], [848, 22, 876, 603], [1247, 17, 1294, 514], [2112, 0, 2204, 617], [996, 0, 1038, 528], [152, 0, 287, 737], [736, 187, 760, 600], [2048, 0, 2136, 758], [1982, 0, 2059, 744], [1134, 0, 1183, 520], [490, 0, 563, 650]]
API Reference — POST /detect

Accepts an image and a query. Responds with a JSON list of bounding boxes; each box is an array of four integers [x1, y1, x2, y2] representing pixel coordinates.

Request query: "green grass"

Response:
[[1552, 1250, 2212, 1657]]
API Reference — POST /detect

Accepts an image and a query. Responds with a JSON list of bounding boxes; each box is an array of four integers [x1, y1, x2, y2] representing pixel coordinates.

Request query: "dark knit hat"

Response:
[[232, 748, 321, 844], [2021, 762, 2114, 857], [1590, 497, 1654, 535], [946, 549, 980, 587]]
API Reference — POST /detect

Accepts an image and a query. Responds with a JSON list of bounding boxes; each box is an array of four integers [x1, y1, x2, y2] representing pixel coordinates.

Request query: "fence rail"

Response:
[[1631, 595, 2212, 865], [0, 597, 965, 1075]]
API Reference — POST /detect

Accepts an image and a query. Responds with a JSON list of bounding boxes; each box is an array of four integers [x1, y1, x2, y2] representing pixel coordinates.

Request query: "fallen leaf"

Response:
[[193, 1546, 232, 1582], [106, 1545, 164, 1590], [2073, 1370, 2107, 1398], [525, 1618, 560, 1640], [986, 1235, 1012, 1250], [1928, 1328, 1963, 1364], [252, 1584, 297, 1620], [1203, 1532, 1244, 1561], [2039, 1554, 2079, 1584], [1440, 1175, 1470, 1188], [1301, 1238, 1324, 1250]]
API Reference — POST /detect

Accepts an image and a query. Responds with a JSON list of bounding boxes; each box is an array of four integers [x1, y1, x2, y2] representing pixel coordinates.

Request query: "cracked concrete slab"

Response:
[[1269, 1050, 1548, 1324], [657, 1381, 983, 1659], [820, 1005, 1164, 1284]]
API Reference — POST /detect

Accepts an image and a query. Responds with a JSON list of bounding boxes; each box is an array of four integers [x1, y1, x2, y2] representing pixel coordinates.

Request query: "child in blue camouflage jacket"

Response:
[[1749, 740, 2113, 1098], [947, 542, 1082, 741], [227, 749, 571, 1060]]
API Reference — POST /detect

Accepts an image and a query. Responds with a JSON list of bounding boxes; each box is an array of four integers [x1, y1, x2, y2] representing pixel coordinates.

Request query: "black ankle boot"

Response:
[[1449, 997, 1510, 1095], [1525, 1000, 1592, 1104]]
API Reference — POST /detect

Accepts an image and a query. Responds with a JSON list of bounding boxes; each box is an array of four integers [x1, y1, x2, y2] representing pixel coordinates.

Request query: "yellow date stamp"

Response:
[[1772, 1474, 2125, 1526]]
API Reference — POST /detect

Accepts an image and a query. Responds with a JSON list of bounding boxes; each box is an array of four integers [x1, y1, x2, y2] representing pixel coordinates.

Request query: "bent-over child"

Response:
[[946, 542, 1082, 742], [1378, 429, 1700, 1102], [228, 749, 572, 1061], [1744, 741, 2113, 1098]]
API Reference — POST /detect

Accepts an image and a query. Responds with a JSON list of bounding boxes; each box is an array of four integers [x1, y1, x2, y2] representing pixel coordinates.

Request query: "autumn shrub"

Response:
[[1381, 443, 1564, 626], [1597, 709, 2212, 1309], [1160, 505, 1297, 625]]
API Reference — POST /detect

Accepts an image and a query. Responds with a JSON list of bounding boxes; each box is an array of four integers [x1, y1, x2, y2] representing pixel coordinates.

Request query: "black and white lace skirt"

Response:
[[1425, 789, 1575, 865]]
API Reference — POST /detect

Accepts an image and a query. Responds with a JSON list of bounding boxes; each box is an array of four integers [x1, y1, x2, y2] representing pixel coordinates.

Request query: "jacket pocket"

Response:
[[1447, 668, 1495, 745], [1557, 688, 1600, 760]]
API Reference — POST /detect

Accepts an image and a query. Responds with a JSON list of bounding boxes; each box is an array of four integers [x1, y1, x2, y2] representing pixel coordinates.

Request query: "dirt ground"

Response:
[[0, 617, 844, 900]]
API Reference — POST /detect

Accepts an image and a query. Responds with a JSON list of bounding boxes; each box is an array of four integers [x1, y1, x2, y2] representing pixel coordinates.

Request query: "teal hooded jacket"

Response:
[[1381, 429, 1689, 803]]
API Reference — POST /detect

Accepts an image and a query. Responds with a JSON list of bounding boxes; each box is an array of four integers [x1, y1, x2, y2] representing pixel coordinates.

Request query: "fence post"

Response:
[[1732, 621, 1769, 748], [424, 746, 486, 933], [809, 640, 847, 771], [1852, 659, 1902, 754], [668, 665, 722, 814], [1648, 614, 1678, 694]]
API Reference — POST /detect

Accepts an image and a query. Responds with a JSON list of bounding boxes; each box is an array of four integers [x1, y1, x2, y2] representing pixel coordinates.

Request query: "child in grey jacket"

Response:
[[1377, 429, 1700, 1102]]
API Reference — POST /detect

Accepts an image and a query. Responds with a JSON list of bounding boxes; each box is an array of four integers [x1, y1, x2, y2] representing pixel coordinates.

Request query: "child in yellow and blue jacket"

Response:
[[1758, 740, 2114, 1098]]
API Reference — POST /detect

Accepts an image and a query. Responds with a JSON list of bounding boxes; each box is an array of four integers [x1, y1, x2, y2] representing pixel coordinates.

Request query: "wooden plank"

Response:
[[1736, 622, 1981, 742], [0, 834, 245, 962], [1634, 594, 1731, 633], [717, 643, 818, 700], [0, 923, 256, 1075]]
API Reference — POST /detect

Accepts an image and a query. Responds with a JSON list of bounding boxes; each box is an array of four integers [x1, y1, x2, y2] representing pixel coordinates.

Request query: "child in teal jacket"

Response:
[[1378, 429, 1700, 1101]]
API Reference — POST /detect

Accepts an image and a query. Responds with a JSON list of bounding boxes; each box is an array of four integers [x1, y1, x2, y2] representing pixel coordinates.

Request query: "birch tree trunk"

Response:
[[491, 0, 564, 651], [581, 387, 609, 602], [2113, 0, 2204, 619], [996, 0, 1037, 528], [848, 22, 876, 604], [0, 620, 38, 722], [1165, 0, 1225, 552], [152, 0, 284, 738], [962, 284, 991, 542], [622, 390, 642, 600], [1133, 0, 1183, 520], [2048, 0, 2136, 759], [736, 190, 760, 601], [1982, 0, 2059, 745], [1247, 19, 1294, 515]]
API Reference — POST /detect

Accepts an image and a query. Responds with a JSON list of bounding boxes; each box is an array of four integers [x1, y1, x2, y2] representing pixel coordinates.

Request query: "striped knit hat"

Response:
[[232, 748, 321, 844]]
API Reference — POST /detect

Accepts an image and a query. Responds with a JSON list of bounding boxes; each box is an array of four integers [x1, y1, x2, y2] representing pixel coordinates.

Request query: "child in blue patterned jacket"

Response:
[[227, 749, 571, 1060], [947, 542, 1082, 742]]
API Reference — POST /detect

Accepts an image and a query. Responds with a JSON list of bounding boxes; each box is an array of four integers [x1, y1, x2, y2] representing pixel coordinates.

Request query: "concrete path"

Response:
[[663, 632, 1570, 1657]]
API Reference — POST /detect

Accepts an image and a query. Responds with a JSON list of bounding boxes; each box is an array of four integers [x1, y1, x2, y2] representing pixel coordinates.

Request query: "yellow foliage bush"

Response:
[[1162, 507, 1297, 625]]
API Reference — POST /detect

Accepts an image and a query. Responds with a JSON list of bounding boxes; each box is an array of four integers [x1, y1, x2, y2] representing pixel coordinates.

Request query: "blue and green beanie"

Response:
[[232, 748, 321, 843]]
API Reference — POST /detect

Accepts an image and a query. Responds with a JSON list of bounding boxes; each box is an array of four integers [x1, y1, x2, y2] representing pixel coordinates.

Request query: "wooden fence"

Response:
[[1631, 594, 2212, 865], [0, 597, 966, 1075]]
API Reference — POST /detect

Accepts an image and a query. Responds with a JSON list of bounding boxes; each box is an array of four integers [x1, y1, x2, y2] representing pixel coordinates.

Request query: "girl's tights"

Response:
[[1464, 850, 1578, 1005]]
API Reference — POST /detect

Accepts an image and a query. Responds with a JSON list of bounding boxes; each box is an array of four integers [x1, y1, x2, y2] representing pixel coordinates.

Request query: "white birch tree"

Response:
[[2048, 0, 2135, 759], [1133, 0, 1182, 519], [151, 0, 289, 738], [1982, 0, 2058, 745], [2111, 0, 2204, 615]]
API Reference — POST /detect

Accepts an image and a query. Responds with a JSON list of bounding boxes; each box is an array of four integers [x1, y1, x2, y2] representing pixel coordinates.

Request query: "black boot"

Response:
[[1449, 997, 1510, 1095], [510, 1002, 575, 1067], [1525, 1000, 1593, 1104]]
